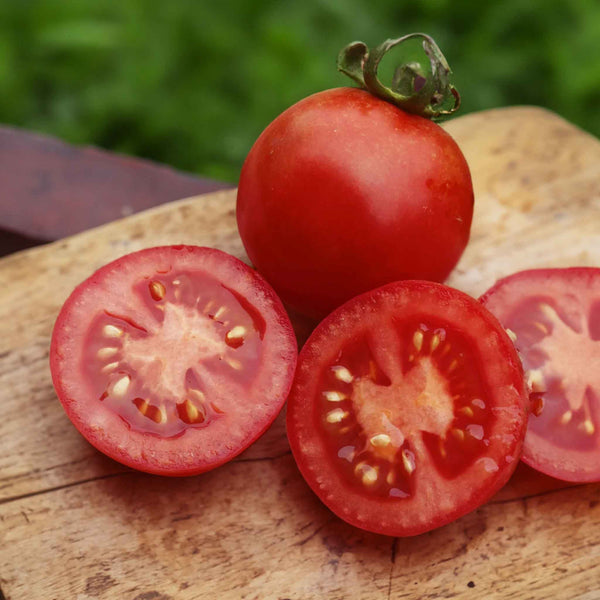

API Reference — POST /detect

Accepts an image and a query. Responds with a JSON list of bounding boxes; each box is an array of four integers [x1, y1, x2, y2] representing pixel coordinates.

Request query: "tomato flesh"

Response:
[[287, 281, 528, 536], [480, 267, 600, 482], [50, 246, 297, 476]]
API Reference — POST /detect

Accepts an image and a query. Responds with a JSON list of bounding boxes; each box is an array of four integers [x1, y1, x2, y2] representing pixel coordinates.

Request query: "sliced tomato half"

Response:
[[286, 281, 528, 537], [50, 245, 297, 476], [480, 267, 600, 482]]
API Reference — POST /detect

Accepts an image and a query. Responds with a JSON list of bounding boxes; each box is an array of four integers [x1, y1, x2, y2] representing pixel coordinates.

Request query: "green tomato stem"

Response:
[[337, 33, 460, 120]]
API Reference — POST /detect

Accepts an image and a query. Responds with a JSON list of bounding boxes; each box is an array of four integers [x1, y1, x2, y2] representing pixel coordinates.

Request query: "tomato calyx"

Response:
[[337, 33, 460, 119]]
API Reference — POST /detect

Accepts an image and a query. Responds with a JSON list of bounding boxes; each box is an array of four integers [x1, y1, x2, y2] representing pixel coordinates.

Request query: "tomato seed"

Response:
[[185, 399, 199, 421], [225, 357, 243, 370], [370, 433, 392, 447], [97, 347, 118, 360], [430, 333, 441, 351], [401, 450, 416, 475], [438, 438, 447, 459], [539, 303, 558, 320], [532, 321, 550, 334], [527, 369, 546, 393], [451, 428, 465, 442], [560, 410, 573, 425], [137, 401, 166, 424], [176, 399, 206, 424], [111, 375, 130, 398], [101, 361, 120, 374], [332, 365, 353, 383], [362, 467, 378, 486], [583, 419, 595, 435], [149, 280, 166, 301], [133, 397, 149, 416], [188, 388, 206, 402], [323, 390, 347, 402], [103, 324, 123, 338], [225, 325, 246, 349], [413, 330, 424, 352], [326, 408, 348, 424], [459, 406, 474, 418], [213, 306, 226, 320], [505, 328, 517, 342], [353, 461, 366, 475], [226, 325, 246, 339], [354, 462, 378, 486]]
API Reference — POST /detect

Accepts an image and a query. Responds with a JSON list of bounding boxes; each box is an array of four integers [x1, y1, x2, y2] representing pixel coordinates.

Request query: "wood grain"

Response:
[[1, 107, 599, 599], [445, 107, 600, 296]]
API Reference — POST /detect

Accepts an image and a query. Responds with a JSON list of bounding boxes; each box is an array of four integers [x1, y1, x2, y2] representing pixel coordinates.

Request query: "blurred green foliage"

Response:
[[1, 0, 599, 182]]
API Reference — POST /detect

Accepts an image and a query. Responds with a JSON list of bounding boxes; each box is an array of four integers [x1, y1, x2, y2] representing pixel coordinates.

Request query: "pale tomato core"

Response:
[[352, 356, 455, 454]]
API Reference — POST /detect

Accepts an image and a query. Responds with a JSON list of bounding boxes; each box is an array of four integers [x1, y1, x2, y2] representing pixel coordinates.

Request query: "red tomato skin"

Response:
[[237, 87, 474, 319], [480, 267, 600, 483], [287, 280, 528, 537], [50, 245, 298, 476]]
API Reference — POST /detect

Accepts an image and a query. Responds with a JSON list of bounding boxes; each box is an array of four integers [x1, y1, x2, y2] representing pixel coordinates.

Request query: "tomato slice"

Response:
[[286, 281, 528, 537], [50, 246, 297, 476], [480, 267, 600, 482]]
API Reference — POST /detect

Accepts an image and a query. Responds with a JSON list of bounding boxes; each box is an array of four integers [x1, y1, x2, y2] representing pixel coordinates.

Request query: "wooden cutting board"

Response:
[[1, 107, 599, 600]]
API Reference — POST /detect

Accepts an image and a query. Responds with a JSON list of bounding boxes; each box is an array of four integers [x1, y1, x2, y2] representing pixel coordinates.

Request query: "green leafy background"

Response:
[[1, 0, 599, 183]]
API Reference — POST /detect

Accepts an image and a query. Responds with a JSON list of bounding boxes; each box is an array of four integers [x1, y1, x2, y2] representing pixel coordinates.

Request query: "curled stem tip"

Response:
[[337, 33, 460, 119]]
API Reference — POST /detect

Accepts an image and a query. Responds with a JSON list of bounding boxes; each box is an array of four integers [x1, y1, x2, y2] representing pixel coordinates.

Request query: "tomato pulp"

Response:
[[287, 281, 528, 536], [50, 246, 297, 476], [481, 268, 600, 482], [237, 87, 474, 319]]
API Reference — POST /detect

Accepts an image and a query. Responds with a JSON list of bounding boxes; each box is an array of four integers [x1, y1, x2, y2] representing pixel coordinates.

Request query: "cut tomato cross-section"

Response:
[[50, 246, 297, 476], [481, 267, 600, 483], [287, 280, 528, 536]]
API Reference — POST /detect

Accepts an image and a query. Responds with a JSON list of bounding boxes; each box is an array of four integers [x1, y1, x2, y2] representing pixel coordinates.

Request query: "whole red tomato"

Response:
[[237, 37, 473, 319]]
